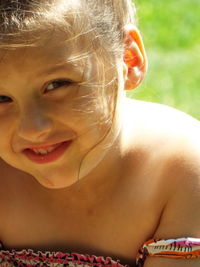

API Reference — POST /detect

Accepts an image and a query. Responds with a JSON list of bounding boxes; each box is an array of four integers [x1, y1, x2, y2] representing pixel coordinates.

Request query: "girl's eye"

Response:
[[0, 95, 12, 104], [45, 79, 72, 93]]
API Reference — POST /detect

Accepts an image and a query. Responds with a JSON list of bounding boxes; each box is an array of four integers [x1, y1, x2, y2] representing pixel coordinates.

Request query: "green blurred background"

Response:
[[127, 0, 200, 120]]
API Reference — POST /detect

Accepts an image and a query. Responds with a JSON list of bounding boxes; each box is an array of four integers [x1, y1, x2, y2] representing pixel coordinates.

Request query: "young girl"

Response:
[[0, 0, 199, 266]]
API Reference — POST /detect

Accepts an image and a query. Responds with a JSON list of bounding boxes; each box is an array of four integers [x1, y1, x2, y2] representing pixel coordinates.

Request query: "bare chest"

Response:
[[0, 157, 164, 266], [1, 194, 146, 264]]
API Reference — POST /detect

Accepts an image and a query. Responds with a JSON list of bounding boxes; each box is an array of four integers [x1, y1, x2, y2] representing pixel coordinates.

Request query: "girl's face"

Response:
[[0, 37, 117, 189]]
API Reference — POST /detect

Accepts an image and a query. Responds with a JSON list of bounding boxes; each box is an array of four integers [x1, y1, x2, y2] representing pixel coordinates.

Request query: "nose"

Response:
[[18, 105, 53, 142]]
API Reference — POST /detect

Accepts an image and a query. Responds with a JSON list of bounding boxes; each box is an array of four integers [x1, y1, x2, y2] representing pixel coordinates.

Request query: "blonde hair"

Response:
[[0, 0, 136, 54], [0, 0, 137, 117], [0, 0, 137, 183]]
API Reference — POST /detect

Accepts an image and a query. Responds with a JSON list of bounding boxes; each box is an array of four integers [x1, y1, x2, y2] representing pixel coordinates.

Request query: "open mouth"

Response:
[[28, 142, 62, 155], [22, 141, 72, 164]]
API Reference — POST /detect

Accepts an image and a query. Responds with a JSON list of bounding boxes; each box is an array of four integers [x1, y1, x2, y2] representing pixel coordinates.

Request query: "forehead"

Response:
[[0, 0, 92, 67], [0, 34, 89, 78]]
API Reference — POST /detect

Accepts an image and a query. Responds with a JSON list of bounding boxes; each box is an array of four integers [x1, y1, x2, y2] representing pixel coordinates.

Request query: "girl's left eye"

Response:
[[45, 80, 72, 92]]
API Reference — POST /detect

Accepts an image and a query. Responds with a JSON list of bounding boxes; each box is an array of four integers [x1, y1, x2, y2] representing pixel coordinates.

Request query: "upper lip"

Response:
[[22, 140, 70, 151]]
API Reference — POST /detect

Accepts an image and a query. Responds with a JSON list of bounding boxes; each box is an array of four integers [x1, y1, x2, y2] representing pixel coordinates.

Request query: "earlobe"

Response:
[[123, 24, 148, 90]]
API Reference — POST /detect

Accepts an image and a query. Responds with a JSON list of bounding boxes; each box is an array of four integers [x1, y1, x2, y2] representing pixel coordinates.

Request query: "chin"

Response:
[[35, 174, 79, 189], [37, 180, 74, 190], [32, 166, 81, 189]]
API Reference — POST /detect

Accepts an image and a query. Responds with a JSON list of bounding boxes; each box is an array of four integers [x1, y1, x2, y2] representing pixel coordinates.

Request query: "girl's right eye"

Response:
[[45, 79, 73, 93], [0, 95, 12, 104]]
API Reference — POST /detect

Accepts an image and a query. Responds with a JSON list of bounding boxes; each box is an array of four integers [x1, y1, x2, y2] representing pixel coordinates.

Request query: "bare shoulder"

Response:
[[124, 98, 200, 156], [125, 99, 200, 239], [125, 98, 199, 135], [123, 98, 200, 174], [130, 98, 200, 161], [124, 98, 200, 231], [129, 101, 200, 267]]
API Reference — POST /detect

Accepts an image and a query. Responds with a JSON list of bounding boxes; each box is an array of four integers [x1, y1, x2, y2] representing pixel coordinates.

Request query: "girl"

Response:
[[0, 0, 199, 266]]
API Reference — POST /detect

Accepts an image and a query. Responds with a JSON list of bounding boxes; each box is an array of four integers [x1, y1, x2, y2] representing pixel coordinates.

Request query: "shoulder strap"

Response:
[[136, 237, 200, 267]]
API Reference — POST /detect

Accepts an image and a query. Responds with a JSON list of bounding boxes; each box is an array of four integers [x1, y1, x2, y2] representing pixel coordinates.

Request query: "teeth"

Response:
[[32, 149, 48, 155], [28, 142, 64, 155], [46, 146, 57, 153], [32, 145, 58, 155]]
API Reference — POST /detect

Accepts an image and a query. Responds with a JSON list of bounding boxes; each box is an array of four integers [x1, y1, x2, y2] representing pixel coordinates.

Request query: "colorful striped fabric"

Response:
[[0, 237, 200, 266], [136, 237, 200, 267]]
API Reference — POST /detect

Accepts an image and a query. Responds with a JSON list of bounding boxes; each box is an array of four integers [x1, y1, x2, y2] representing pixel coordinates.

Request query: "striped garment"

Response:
[[136, 237, 200, 267], [0, 237, 200, 266]]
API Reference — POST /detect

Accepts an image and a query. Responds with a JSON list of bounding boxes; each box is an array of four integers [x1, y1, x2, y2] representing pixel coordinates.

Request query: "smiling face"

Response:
[[0, 35, 119, 189]]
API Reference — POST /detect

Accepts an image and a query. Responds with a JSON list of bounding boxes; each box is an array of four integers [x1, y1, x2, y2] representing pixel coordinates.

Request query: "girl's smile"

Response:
[[0, 38, 118, 189], [22, 140, 72, 164]]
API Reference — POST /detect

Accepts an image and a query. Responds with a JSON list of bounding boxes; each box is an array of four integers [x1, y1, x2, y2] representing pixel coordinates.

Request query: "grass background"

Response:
[[127, 0, 200, 120]]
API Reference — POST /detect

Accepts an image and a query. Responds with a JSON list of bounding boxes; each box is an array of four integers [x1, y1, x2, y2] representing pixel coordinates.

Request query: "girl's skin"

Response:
[[0, 23, 200, 267]]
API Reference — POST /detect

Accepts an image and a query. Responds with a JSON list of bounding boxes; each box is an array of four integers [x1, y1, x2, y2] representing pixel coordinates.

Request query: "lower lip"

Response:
[[22, 141, 71, 164]]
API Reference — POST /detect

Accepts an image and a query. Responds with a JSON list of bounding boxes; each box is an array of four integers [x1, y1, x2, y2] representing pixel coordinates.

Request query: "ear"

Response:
[[123, 24, 148, 90]]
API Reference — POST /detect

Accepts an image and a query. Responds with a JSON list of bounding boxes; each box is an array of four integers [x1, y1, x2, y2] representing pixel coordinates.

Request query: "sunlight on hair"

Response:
[[48, 0, 81, 17]]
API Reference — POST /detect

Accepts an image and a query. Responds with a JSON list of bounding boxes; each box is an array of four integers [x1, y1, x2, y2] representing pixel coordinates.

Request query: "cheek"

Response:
[[0, 110, 15, 142], [51, 88, 103, 126], [52, 94, 111, 148]]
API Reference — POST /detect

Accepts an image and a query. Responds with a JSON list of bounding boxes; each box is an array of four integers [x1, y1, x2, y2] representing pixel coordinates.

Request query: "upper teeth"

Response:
[[31, 145, 59, 155]]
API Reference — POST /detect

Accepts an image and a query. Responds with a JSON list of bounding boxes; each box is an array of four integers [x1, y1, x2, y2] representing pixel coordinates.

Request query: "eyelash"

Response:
[[45, 79, 72, 93], [0, 79, 72, 104], [0, 95, 11, 104]]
